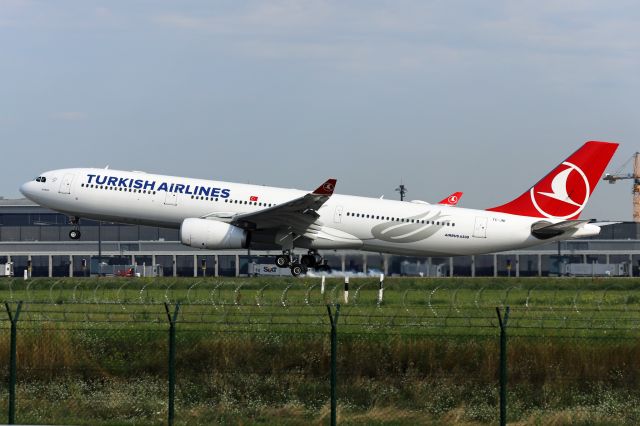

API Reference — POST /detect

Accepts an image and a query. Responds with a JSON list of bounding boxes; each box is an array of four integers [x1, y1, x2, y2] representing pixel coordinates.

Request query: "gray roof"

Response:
[[0, 198, 39, 207]]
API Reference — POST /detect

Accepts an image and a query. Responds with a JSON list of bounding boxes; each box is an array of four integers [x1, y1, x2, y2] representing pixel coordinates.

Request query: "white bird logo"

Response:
[[530, 161, 590, 219], [537, 167, 582, 206]]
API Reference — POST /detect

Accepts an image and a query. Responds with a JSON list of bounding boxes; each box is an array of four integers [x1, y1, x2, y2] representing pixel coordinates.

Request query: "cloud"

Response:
[[153, 14, 204, 30], [153, 0, 333, 33], [52, 112, 87, 121], [149, 1, 640, 76], [95, 7, 112, 19]]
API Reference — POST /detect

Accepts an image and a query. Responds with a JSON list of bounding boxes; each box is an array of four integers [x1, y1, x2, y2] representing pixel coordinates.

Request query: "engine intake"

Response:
[[180, 218, 248, 249]]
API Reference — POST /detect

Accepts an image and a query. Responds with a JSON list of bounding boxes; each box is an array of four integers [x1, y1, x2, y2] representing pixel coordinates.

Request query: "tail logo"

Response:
[[530, 161, 590, 219], [447, 195, 459, 204]]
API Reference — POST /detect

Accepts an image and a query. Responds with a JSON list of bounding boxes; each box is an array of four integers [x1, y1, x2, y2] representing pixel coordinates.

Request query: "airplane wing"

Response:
[[229, 178, 337, 235]]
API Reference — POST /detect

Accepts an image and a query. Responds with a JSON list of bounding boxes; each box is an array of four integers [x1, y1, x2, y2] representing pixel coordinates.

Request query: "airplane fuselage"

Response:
[[19, 168, 596, 257]]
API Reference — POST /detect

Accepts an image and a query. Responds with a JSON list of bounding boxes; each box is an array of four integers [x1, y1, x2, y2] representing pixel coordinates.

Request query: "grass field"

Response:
[[2, 277, 640, 424], [3, 276, 640, 336]]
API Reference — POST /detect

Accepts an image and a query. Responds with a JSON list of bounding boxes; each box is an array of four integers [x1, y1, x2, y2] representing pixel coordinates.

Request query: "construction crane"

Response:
[[603, 152, 640, 222]]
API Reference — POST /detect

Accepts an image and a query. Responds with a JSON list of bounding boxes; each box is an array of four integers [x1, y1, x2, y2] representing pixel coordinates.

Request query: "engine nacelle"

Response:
[[180, 218, 248, 249]]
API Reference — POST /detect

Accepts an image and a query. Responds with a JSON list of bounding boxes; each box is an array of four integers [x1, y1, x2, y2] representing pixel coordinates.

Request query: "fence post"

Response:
[[165, 302, 180, 426], [327, 304, 340, 426], [5, 301, 23, 425], [496, 306, 510, 426]]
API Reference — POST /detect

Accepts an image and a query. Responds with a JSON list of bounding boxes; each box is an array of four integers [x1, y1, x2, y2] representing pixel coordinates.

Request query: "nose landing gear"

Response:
[[68, 216, 81, 240]]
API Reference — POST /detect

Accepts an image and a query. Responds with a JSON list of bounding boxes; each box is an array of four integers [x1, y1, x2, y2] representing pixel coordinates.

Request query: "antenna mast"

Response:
[[395, 181, 407, 201]]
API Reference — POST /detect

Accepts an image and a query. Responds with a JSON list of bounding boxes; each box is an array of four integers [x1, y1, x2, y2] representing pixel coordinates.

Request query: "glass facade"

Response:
[[1, 202, 640, 278], [155, 255, 175, 277], [0, 223, 174, 242], [218, 255, 237, 277]]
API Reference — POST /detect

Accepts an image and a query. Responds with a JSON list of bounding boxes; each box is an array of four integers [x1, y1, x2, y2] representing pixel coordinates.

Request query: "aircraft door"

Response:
[[59, 174, 74, 194], [473, 217, 488, 238], [164, 192, 177, 206], [334, 206, 343, 223]]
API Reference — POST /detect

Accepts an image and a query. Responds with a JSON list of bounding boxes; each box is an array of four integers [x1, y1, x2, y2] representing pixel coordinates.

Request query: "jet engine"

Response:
[[180, 218, 248, 249]]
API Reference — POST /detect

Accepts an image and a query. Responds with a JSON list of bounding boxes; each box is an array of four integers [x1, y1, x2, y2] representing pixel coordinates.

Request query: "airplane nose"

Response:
[[20, 181, 34, 198]]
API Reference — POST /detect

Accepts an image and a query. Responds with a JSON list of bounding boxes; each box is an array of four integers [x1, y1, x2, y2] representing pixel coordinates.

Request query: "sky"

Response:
[[1, 0, 639, 220]]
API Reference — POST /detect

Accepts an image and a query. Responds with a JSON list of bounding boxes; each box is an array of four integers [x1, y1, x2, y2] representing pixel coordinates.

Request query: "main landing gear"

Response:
[[275, 250, 331, 277], [68, 216, 81, 240]]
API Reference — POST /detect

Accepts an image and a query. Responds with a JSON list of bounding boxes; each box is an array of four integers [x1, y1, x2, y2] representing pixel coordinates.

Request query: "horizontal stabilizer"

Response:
[[590, 221, 621, 227], [531, 220, 590, 239]]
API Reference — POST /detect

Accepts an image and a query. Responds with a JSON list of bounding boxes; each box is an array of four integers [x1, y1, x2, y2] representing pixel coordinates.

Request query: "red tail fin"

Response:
[[438, 192, 463, 206], [486, 141, 618, 220]]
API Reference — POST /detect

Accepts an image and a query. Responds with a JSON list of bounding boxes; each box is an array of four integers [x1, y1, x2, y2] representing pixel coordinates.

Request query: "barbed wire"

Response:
[[2, 279, 640, 306], [0, 301, 638, 338]]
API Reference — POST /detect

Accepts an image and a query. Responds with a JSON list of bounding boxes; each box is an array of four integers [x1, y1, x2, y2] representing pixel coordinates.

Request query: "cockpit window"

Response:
[[35, 176, 46, 183]]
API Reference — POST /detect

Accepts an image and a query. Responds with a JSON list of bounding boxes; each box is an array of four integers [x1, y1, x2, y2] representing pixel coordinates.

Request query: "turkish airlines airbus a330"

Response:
[[20, 141, 618, 276]]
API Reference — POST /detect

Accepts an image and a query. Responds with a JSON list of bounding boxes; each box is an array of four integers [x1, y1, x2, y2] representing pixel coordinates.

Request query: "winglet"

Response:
[[438, 192, 463, 206], [312, 179, 337, 196]]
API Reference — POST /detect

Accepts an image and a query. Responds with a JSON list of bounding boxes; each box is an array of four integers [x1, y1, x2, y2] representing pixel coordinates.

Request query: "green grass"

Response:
[[2, 277, 640, 424], [2, 277, 640, 338]]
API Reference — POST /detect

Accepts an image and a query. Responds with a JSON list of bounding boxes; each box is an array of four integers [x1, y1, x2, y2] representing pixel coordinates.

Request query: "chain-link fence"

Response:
[[1, 278, 640, 424]]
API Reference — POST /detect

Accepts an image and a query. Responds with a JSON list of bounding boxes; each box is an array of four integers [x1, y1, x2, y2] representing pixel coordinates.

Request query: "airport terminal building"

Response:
[[1, 197, 639, 278]]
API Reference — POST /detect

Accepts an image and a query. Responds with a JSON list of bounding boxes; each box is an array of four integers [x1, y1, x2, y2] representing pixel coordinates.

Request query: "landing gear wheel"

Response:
[[275, 255, 290, 268], [69, 230, 81, 240], [300, 255, 317, 268], [290, 263, 307, 277]]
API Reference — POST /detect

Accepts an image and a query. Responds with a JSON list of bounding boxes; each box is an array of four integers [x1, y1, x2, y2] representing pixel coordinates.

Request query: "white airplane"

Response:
[[20, 141, 618, 276]]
